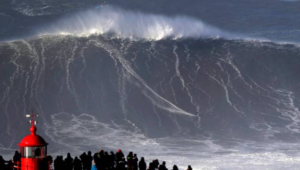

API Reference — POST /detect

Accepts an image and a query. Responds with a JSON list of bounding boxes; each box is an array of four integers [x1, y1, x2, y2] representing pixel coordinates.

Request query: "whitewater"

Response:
[[35, 6, 243, 41]]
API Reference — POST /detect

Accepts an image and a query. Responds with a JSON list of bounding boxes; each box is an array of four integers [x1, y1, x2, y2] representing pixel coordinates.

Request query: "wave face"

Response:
[[38, 7, 235, 40], [1, 33, 300, 169]]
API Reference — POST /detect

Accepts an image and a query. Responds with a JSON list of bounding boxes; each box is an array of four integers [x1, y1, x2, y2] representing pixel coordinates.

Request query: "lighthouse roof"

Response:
[[19, 125, 48, 147], [19, 134, 48, 147]]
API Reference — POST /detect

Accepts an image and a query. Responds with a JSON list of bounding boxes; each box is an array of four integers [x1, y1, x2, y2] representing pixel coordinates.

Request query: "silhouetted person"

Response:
[[148, 162, 154, 170], [65, 153, 74, 170], [109, 151, 115, 169], [126, 152, 133, 170], [91, 161, 98, 170], [54, 156, 64, 170], [138, 157, 146, 170], [132, 154, 138, 170], [104, 151, 109, 169], [60, 156, 65, 170], [116, 158, 126, 170], [87, 151, 93, 170], [116, 149, 124, 164], [80, 152, 87, 170], [153, 160, 159, 169], [172, 165, 179, 170], [187, 165, 192, 170], [100, 150, 106, 170], [13, 151, 21, 170], [47, 155, 53, 168], [41, 156, 49, 170], [0, 156, 5, 170], [94, 150, 105, 170], [74, 157, 82, 170], [6, 160, 14, 170], [93, 152, 100, 170], [159, 161, 168, 170], [54, 156, 60, 170]]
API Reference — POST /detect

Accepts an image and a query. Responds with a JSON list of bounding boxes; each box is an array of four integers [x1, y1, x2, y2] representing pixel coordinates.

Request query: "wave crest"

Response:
[[39, 6, 234, 40]]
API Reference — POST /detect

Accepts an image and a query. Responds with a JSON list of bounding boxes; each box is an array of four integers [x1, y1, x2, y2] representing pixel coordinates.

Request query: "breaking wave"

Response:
[[38, 6, 239, 40]]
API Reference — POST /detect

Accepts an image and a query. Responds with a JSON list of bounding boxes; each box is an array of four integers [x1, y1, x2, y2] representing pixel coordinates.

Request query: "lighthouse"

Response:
[[18, 113, 49, 170]]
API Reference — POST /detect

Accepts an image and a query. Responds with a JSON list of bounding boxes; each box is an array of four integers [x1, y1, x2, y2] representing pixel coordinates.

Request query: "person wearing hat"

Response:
[[116, 149, 124, 164]]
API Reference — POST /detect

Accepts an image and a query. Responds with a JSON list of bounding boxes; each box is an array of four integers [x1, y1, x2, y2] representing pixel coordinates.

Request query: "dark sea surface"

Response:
[[1, 1, 300, 169]]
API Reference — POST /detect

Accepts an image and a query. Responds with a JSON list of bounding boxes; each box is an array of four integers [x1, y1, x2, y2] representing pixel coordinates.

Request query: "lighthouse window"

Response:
[[20, 147, 24, 157], [33, 147, 41, 158], [24, 147, 32, 158], [42, 146, 47, 157], [20, 147, 46, 158]]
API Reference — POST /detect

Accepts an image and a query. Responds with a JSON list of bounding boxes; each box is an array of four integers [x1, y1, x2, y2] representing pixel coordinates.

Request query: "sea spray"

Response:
[[38, 6, 236, 40]]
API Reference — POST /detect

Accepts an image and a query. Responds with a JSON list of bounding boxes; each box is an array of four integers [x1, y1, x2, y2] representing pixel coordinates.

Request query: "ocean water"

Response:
[[1, 1, 300, 169]]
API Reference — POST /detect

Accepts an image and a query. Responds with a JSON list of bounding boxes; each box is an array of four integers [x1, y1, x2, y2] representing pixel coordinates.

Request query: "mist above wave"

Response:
[[38, 6, 236, 40]]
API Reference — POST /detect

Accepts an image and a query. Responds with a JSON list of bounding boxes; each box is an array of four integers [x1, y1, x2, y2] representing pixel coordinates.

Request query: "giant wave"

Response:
[[1, 5, 300, 170]]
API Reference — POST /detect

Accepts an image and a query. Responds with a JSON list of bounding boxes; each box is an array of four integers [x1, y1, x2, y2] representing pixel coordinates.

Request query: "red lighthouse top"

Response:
[[19, 112, 48, 147]]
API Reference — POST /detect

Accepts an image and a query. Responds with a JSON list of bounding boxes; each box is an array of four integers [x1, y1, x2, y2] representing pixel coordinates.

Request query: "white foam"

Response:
[[38, 6, 236, 40], [45, 112, 162, 155], [44, 113, 300, 170]]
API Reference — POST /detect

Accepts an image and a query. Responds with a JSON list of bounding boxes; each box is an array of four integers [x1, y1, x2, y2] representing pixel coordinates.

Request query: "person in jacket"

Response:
[[158, 161, 168, 170], [116, 158, 126, 170], [73, 157, 82, 170], [172, 165, 179, 170], [138, 157, 146, 170], [65, 153, 74, 170], [132, 154, 138, 170], [116, 149, 124, 164], [91, 161, 98, 170], [126, 152, 133, 170], [0, 156, 5, 170], [187, 165, 192, 170]]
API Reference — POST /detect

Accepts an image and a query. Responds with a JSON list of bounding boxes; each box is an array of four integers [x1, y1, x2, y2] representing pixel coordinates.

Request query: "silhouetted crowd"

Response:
[[0, 151, 22, 170], [0, 149, 193, 170]]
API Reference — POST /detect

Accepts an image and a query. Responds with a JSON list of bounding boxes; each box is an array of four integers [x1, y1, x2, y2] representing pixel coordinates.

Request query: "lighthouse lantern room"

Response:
[[18, 113, 49, 170]]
